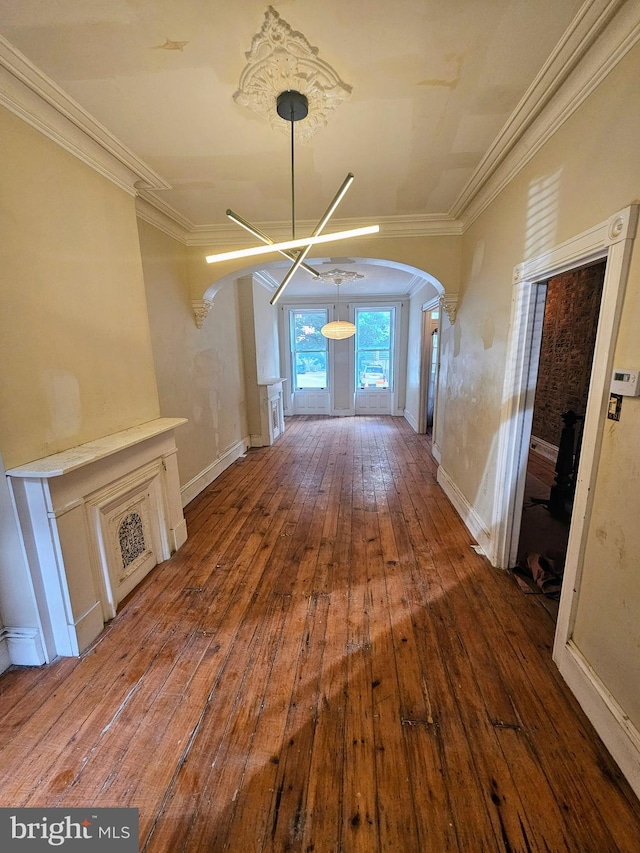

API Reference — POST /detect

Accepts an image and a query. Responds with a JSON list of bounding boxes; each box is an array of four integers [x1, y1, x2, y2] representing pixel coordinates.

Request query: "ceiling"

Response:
[[0, 0, 586, 297]]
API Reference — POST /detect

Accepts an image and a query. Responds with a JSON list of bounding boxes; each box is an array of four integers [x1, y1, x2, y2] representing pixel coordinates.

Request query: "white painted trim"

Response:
[[180, 437, 250, 507], [491, 280, 548, 569], [170, 518, 188, 552], [529, 435, 559, 462], [135, 195, 191, 244], [436, 465, 492, 557], [2, 6, 637, 249], [186, 212, 464, 248], [2, 626, 47, 667], [0, 35, 170, 195], [431, 442, 442, 465], [403, 409, 419, 432], [0, 634, 10, 673], [555, 640, 640, 800], [6, 417, 188, 478], [453, 0, 640, 226], [74, 602, 104, 656]]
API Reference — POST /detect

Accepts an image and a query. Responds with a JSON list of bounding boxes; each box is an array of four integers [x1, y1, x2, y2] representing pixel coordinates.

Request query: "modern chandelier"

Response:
[[205, 90, 379, 305]]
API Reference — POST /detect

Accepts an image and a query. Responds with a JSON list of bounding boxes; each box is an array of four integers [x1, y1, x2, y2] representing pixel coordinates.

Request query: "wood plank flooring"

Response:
[[1, 415, 639, 852]]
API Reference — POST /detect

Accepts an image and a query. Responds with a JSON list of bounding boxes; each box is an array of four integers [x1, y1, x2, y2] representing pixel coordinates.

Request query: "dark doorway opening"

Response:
[[513, 260, 606, 617]]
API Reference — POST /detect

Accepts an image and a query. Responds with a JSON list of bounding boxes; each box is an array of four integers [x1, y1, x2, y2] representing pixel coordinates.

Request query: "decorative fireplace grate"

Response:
[[118, 511, 146, 569]]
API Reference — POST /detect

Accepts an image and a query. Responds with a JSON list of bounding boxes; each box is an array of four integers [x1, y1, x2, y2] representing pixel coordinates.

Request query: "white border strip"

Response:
[[436, 465, 492, 557], [180, 437, 250, 507], [1, 626, 47, 667], [0, 633, 10, 673], [557, 640, 640, 798], [453, 0, 640, 225]]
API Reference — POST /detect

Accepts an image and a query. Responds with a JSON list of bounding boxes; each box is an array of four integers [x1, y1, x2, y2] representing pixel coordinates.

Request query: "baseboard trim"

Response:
[[530, 434, 559, 462], [2, 626, 47, 667], [74, 601, 104, 655], [0, 635, 11, 673], [170, 518, 188, 552], [554, 638, 640, 800], [403, 409, 419, 432], [431, 442, 442, 464], [436, 465, 492, 556], [181, 437, 249, 507]]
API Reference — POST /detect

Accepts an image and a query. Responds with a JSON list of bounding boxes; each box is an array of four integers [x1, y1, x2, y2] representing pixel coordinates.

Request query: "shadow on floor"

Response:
[[513, 468, 570, 620]]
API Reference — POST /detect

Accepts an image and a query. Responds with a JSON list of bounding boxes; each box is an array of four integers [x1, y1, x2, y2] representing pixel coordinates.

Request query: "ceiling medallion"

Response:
[[318, 268, 365, 286], [234, 6, 351, 141]]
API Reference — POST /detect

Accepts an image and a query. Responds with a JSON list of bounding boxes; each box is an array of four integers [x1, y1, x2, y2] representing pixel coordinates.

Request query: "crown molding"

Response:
[[253, 270, 280, 292], [406, 274, 430, 296], [452, 0, 640, 227], [0, 34, 171, 196], [135, 194, 192, 243], [185, 212, 463, 247], [8, 2, 634, 250]]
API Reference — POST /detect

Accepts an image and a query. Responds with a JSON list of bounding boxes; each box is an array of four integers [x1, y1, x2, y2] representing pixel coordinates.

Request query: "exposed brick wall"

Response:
[[532, 261, 605, 447]]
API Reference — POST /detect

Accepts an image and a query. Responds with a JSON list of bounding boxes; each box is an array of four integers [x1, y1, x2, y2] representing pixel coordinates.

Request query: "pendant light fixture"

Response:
[[321, 281, 356, 340], [205, 91, 379, 305]]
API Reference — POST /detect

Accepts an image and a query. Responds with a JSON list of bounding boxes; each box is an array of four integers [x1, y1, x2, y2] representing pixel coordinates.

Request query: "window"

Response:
[[290, 310, 328, 389], [356, 308, 394, 389]]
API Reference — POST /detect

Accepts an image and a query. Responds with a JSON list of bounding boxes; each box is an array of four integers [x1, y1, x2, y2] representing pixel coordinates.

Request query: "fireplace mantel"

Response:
[[254, 378, 286, 446], [7, 418, 187, 478], [6, 418, 188, 661]]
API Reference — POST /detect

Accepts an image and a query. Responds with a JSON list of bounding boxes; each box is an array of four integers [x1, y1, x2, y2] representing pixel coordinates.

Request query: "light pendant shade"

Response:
[[321, 320, 356, 340]]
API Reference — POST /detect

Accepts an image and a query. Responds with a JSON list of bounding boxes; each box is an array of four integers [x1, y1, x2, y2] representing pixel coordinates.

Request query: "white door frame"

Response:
[[490, 204, 639, 795], [491, 205, 637, 572], [418, 298, 440, 435]]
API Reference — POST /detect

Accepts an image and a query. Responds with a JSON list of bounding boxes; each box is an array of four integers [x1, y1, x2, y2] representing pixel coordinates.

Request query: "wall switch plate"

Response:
[[608, 393, 622, 421]]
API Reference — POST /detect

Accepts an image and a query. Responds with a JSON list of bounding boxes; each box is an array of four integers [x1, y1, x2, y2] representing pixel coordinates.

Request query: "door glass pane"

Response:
[[291, 310, 328, 389], [356, 309, 392, 389]]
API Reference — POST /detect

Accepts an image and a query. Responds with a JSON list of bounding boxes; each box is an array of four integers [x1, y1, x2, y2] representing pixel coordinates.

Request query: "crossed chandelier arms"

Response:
[[205, 173, 379, 305]]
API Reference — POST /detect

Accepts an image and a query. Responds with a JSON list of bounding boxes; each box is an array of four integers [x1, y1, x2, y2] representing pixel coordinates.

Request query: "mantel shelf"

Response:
[[6, 417, 188, 479], [257, 378, 287, 386]]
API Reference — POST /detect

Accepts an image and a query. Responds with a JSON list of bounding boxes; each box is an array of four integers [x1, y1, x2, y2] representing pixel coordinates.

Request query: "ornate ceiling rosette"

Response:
[[234, 6, 352, 141], [318, 268, 365, 286]]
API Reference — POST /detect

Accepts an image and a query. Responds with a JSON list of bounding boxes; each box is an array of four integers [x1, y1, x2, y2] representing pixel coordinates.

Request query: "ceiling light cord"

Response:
[[290, 99, 296, 240]]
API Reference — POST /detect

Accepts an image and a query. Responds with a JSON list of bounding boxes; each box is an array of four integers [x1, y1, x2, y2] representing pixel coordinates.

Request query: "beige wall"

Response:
[[138, 220, 248, 490], [0, 107, 162, 657], [0, 107, 160, 470], [445, 41, 640, 730]]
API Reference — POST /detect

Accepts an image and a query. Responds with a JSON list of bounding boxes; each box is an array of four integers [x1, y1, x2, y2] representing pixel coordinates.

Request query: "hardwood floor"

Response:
[[1, 415, 639, 851]]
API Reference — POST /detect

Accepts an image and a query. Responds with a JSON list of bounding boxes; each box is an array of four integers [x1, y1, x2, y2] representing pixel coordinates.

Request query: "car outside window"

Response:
[[356, 309, 393, 389]]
